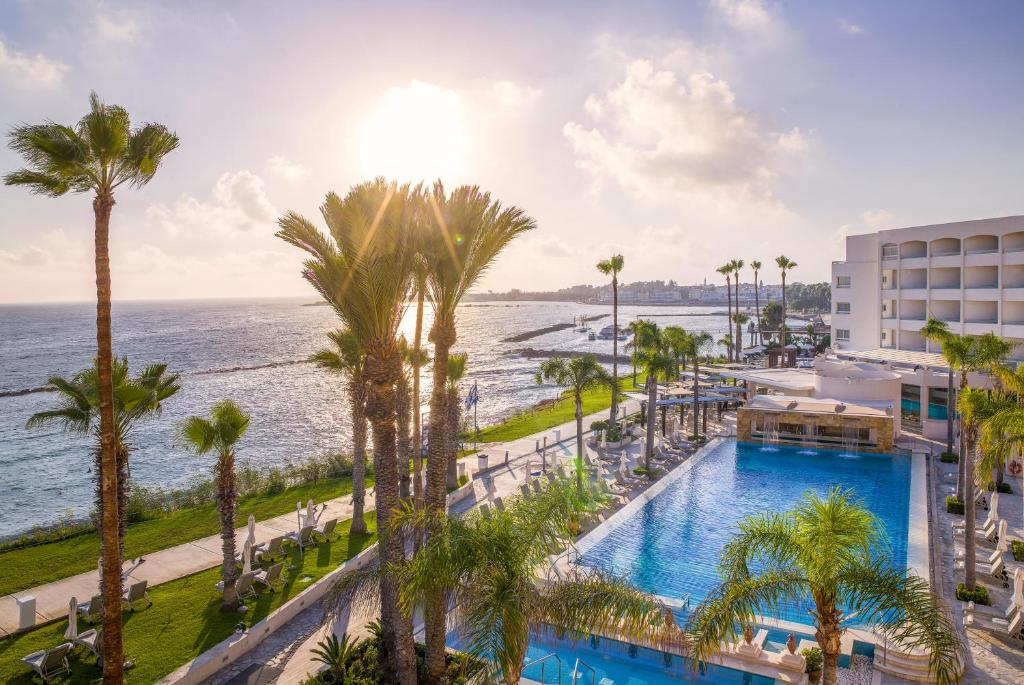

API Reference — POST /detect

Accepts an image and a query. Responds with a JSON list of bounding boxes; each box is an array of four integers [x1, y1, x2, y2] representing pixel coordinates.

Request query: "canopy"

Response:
[[655, 393, 738, 406]]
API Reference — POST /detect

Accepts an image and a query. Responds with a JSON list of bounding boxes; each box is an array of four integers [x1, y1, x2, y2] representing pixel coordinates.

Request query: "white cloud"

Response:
[[147, 170, 277, 237], [862, 210, 895, 228], [838, 19, 865, 35], [0, 39, 68, 89], [711, 0, 777, 33], [0, 245, 50, 267], [563, 57, 808, 211], [95, 8, 143, 43], [267, 156, 311, 182], [489, 80, 541, 108]]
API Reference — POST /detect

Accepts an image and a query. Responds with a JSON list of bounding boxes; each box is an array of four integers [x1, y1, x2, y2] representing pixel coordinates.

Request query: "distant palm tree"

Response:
[[392, 477, 682, 685], [627, 319, 659, 383], [446, 352, 469, 489], [716, 264, 734, 361], [981, 364, 1024, 489], [632, 326, 675, 472], [731, 259, 745, 361], [278, 181, 420, 684], [310, 329, 370, 534], [597, 254, 625, 421], [28, 358, 180, 552], [6, 93, 179, 683], [682, 332, 713, 437], [662, 325, 690, 378], [775, 255, 797, 357], [687, 488, 964, 685], [535, 355, 614, 481], [178, 400, 250, 611], [750, 260, 763, 343], [733, 313, 750, 361], [419, 183, 535, 679]]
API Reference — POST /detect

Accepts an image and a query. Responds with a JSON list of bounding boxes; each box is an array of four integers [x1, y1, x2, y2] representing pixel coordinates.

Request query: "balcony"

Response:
[[930, 287, 961, 299], [963, 287, 999, 300], [900, 318, 927, 331], [965, 251, 999, 267], [964, 322, 998, 335], [1004, 288, 1024, 301], [900, 288, 928, 300], [1003, 324, 1024, 339], [1005, 251, 1024, 266], [901, 256, 928, 269], [930, 253, 962, 268]]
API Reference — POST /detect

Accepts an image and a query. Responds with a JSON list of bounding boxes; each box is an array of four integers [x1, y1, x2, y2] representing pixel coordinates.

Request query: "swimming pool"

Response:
[[576, 439, 912, 626]]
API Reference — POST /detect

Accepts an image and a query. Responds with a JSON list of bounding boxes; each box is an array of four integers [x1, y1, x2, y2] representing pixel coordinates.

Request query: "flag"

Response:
[[465, 381, 479, 409]]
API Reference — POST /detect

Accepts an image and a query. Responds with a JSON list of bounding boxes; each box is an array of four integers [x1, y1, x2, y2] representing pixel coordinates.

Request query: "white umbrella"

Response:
[[1013, 568, 1024, 611], [990, 492, 1000, 523], [997, 520, 1009, 552], [245, 513, 256, 549], [65, 597, 78, 640], [242, 539, 252, 576], [306, 499, 316, 527], [296, 501, 303, 528]]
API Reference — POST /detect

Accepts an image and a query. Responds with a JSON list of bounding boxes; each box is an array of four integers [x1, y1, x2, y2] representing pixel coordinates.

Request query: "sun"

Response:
[[356, 80, 469, 185]]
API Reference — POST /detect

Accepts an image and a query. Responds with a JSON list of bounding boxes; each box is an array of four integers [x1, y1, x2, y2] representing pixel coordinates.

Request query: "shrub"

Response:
[[1012, 540, 1024, 562], [457, 474, 469, 487], [945, 495, 964, 515], [300, 634, 483, 685], [996, 482, 1013, 494], [633, 467, 654, 478], [939, 452, 958, 463], [801, 646, 823, 673], [956, 583, 990, 605], [590, 420, 609, 432]]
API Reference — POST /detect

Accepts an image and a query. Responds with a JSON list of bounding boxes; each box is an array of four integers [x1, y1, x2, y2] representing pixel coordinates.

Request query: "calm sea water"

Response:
[[0, 298, 741, 536]]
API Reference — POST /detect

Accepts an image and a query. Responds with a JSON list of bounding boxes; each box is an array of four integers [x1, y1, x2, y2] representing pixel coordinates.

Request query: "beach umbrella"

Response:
[[997, 520, 1009, 553], [991, 492, 1000, 521], [242, 539, 252, 576], [64, 597, 78, 640], [296, 501, 303, 528], [246, 513, 256, 549], [1013, 569, 1024, 610], [306, 499, 316, 526]]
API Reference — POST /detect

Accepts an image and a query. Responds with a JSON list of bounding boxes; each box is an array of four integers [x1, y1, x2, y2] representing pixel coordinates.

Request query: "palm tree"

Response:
[[762, 301, 784, 345], [535, 355, 614, 481], [445, 352, 469, 489], [716, 264, 734, 361], [310, 329, 370, 534], [178, 400, 250, 611], [626, 319, 659, 384], [733, 312, 749, 362], [396, 336, 413, 500], [27, 358, 180, 553], [277, 180, 420, 685], [420, 182, 535, 680], [980, 365, 1024, 489], [597, 254, 625, 421], [411, 257, 429, 521], [751, 260, 763, 343], [920, 317, 955, 456], [731, 259, 745, 361], [775, 255, 797, 358], [682, 332, 713, 437], [687, 488, 964, 685], [662, 325, 690, 379], [392, 477, 683, 685], [6, 92, 179, 683], [632, 327, 675, 472]]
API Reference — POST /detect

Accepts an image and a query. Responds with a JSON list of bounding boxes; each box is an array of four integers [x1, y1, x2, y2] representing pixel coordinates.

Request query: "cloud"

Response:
[[862, 210, 895, 228], [95, 8, 143, 43], [147, 170, 277, 237], [0, 245, 50, 267], [489, 80, 541, 108], [267, 156, 311, 182], [710, 0, 778, 33], [838, 19, 865, 35], [563, 57, 808, 211], [0, 39, 68, 89]]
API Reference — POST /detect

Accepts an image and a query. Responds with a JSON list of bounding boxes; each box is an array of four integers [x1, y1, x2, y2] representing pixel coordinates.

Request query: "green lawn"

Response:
[[0, 513, 376, 684], [476, 376, 642, 443], [0, 476, 360, 597]]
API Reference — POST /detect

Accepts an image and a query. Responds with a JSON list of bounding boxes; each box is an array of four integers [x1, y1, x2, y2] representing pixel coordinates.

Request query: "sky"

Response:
[[0, 0, 1023, 303]]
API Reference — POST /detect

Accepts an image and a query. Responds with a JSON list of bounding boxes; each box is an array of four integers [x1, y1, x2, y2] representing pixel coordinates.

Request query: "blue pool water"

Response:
[[577, 440, 912, 626]]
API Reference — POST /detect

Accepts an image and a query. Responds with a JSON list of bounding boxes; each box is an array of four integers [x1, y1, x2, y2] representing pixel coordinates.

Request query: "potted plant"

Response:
[[802, 646, 823, 684]]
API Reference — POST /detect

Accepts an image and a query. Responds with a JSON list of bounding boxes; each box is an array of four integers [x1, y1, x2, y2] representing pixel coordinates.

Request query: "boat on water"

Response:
[[597, 325, 629, 341], [588, 331, 596, 340]]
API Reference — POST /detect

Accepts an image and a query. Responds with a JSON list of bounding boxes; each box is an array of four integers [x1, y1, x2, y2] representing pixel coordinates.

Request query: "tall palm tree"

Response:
[[420, 182, 535, 680], [392, 477, 682, 685], [750, 260, 763, 344], [632, 327, 675, 472], [396, 336, 413, 500], [733, 312, 750, 362], [775, 256, 797, 361], [687, 488, 964, 685], [957, 388, 1002, 591], [596, 254, 625, 421], [6, 92, 179, 683], [731, 259, 745, 361], [310, 329, 369, 534], [921, 317, 955, 455], [445, 352, 469, 489], [626, 319, 659, 384], [535, 355, 614, 481], [662, 325, 690, 379], [980, 365, 1024, 489], [27, 359, 180, 552], [716, 264, 734, 361], [277, 180, 419, 685], [178, 400, 250, 611], [682, 332, 713, 437], [411, 256, 429, 521]]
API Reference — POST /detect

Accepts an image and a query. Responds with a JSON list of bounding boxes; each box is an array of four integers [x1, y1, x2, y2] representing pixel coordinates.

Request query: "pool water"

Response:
[[577, 440, 911, 626]]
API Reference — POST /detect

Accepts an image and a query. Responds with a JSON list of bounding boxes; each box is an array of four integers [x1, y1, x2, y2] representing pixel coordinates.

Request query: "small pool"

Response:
[[577, 439, 912, 626]]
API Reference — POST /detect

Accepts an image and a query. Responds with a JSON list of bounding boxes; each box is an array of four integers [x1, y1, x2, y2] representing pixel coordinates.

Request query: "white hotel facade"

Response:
[[830, 215, 1024, 440]]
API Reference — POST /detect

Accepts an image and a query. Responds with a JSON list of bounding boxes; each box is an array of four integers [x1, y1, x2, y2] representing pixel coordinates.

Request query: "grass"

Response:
[[0, 513, 376, 684], [476, 376, 641, 444], [0, 476, 360, 597]]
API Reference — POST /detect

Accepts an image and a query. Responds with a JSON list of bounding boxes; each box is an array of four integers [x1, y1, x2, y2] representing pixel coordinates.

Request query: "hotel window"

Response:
[[882, 244, 899, 259], [836, 275, 851, 288], [836, 302, 851, 314], [836, 329, 851, 341]]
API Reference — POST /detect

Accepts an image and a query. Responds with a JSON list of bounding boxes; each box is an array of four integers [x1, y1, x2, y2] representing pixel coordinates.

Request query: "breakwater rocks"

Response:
[[500, 314, 608, 343], [514, 348, 628, 363]]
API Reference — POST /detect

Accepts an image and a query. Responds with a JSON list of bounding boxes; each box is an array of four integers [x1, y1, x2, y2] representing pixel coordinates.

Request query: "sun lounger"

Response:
[[21, 643, 72, 682], [256, 535, 285, 563], [530, 479, 545, 494], [479, 502, 492, 519], [954, 552, 1009, 585], [234, 571, 258, 600], [964, 605, 1024, 640], [254, 562, 285, 591], [493, 496, 505, 511], [122, 580, 152, 611], [613, 471, 641, 489], [72, 628, 101, 661], [77, 595, 102, 624], [286, 525, 316, 552], [519, 483, 532, 498], [312, 518, 338, 542], [963, 600, 1020, 623]]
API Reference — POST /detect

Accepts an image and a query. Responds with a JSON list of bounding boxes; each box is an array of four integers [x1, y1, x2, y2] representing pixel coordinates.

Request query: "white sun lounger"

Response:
[[21, 643, 72, 682]]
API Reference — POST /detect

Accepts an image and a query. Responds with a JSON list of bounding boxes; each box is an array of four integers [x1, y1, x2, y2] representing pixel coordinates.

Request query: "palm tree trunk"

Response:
[[425, 320, 456, 683], [781, 273, 788, 353], [349, 378, 368, 535], [646, 375, 657, 473], [446, 387, 461, 489], [365, 350, 417, 685], [957, 373, 967, 501], [693, 360, 700, 437], [117, 442, 130, 555], [94, 191, 125, 685], [610, 276, 619, 422], [733, 276, 741, 362], [725, 277, 733, 362], [964, 430, 978, 590], [946, 370, 954, 456], [815, 610, 842, 685], [575, 395, 585, 487], [412, 288, 425, 524], [218, 451, 239, 611], [397, 371, 411, 500], [754, 270, 761, 345]]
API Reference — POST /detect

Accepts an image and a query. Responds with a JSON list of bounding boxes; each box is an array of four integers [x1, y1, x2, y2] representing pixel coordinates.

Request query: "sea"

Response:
[[0, 298, 747, 537]]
